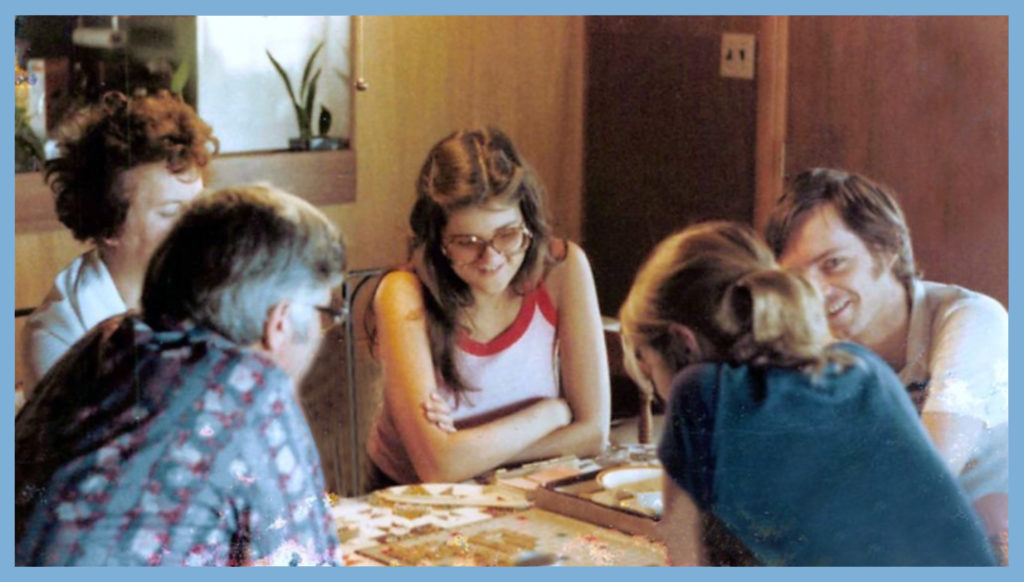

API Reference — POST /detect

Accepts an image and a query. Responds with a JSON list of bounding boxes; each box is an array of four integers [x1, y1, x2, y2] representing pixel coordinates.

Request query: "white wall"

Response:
[[197, 16, 350, 153]]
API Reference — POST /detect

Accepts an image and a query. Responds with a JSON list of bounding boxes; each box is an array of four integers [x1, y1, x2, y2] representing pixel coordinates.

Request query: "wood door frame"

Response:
[[753, 15, 789, 235]]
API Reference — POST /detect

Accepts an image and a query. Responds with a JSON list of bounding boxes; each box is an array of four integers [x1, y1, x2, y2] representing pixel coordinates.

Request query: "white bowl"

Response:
[[596, 466, 663, 492]]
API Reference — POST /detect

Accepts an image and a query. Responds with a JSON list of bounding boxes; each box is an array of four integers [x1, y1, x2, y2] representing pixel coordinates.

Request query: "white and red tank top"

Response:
[[367, 285, 559, 484]]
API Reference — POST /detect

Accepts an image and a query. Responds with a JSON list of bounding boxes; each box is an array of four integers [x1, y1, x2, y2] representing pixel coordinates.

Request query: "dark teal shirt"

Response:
[[658, 342, 995, 566]]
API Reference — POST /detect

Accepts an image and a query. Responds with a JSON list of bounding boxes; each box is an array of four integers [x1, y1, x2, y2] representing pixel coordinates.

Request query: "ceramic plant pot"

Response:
[[288, 136, 348, 151]]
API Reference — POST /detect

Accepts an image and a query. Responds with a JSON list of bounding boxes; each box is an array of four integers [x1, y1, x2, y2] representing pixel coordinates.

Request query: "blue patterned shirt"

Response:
[[16, 315, 341, 566]]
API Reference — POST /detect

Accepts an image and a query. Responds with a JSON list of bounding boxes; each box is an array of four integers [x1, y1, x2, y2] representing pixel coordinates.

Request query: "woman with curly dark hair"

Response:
[[22, 91, 218, 392]]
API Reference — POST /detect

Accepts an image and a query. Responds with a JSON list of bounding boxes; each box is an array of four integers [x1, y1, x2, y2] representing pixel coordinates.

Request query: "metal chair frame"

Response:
[[337, 267, 387, 494]]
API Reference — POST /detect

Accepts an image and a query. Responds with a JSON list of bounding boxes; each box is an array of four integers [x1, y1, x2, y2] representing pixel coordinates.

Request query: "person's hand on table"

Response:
[[422, 391, 456, 433]]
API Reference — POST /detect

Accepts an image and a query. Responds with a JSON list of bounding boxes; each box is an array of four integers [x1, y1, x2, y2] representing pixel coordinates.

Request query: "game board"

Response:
[[357, 508, 666, 566]]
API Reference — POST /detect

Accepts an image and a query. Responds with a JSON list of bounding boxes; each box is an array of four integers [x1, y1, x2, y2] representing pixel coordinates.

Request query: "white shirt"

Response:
[[900, 280, 1008, 427], [899, 279, 1008, 500], [22, 249, 127, 393], [441, 285, 560, 425], [367, 285, 559, 483]]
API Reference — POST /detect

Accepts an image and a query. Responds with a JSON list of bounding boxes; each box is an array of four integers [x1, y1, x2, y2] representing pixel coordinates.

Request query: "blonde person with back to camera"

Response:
[[365, 127, 611, 488], [619, 221, 994, 566]]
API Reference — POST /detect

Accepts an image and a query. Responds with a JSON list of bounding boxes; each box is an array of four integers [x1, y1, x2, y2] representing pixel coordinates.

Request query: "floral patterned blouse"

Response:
[[16, 315, 340, 566]]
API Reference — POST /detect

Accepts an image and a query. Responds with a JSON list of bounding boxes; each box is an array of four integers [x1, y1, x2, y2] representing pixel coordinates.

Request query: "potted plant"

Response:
[[267, 41, 344, 151], [15, 105, 45, 172], [15, 62, 45, 172]]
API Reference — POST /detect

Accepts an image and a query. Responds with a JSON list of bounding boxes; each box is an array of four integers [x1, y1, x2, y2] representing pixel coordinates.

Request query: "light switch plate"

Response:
[[720, 32, 756, 80]]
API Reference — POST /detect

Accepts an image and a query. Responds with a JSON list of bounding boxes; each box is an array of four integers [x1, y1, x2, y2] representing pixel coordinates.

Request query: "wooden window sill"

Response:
[[15, 148, 356, 234]]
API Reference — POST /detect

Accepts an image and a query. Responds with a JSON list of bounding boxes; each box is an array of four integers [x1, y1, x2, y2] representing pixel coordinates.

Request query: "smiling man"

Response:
[[765, 168, 1008, 564]]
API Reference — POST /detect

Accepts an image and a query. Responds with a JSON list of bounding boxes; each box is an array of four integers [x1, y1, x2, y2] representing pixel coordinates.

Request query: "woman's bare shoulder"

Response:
[[375, 270, 427, 316], [544, 240, 594, 304]]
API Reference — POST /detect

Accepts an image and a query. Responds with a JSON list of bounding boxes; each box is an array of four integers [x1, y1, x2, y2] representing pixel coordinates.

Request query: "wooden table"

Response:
[[330, 445, 666, 566]]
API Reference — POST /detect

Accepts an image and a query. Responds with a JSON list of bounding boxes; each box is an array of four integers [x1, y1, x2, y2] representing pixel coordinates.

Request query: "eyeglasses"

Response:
[[303, 299, 348, 335], [442, 225, 532, 265], [314, 304, 348, 329]]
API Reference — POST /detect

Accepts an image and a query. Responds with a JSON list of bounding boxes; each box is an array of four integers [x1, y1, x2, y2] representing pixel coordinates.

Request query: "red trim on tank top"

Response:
[[457, 286, 555, 357], [536, 285, 558, 326]]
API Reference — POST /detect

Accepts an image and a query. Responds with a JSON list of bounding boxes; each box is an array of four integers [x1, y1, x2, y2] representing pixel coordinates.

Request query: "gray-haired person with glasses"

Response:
[[364, 127, 611, 489], [17, 184, 345, 566]]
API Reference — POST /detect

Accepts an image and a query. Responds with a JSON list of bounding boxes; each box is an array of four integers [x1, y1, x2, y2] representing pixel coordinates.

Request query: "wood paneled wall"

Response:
[[584, 16, 761, 314], [307, 15, 586, 494], [785, 16, 1008, 306], [582, 16, 1007, 311], [334, 15, 585, 273], [14, 231, 87, 383], [13, 15, 584, 320], [13, 16, 585, 495]]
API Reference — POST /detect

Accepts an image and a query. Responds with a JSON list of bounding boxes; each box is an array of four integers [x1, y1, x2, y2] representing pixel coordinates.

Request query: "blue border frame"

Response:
[[5, 2, 1019, 581]]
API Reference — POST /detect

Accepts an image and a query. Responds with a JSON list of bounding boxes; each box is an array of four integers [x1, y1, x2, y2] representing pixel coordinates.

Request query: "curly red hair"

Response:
[[45, 90, 219, 242]]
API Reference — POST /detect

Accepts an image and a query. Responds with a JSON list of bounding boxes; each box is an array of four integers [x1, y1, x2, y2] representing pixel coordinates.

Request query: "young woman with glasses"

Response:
[[365, 127, 610, 488], [619, 221, 995, 566]]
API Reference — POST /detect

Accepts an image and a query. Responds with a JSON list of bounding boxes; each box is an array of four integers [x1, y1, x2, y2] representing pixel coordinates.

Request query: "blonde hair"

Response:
[[620, 221, 846, 381]]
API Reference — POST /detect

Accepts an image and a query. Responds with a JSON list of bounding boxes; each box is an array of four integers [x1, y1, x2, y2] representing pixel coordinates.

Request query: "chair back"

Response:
[[298, 268, 386, 496]]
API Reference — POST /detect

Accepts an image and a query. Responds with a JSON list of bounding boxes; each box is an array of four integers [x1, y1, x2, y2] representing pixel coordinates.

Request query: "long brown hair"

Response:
[[620, 221, 847, 380], [369, 127, 563, 401]]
